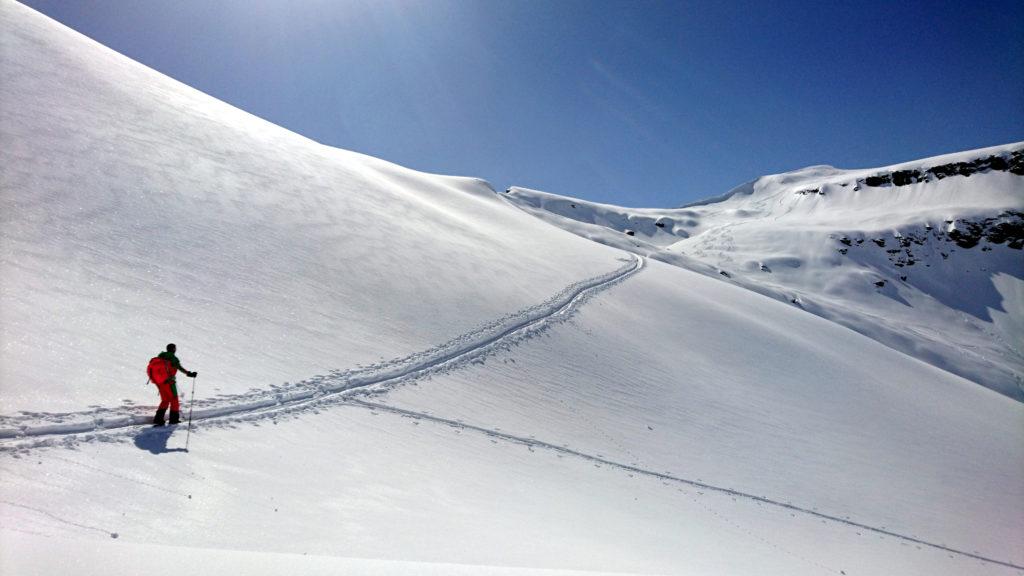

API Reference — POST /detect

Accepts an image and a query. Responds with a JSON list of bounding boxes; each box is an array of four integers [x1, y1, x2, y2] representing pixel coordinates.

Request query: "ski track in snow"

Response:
[[6, 249, 1020, 571], [346, 399, 1024, 572], [0, 254, 643, 450], [0, 500, 117, 539]]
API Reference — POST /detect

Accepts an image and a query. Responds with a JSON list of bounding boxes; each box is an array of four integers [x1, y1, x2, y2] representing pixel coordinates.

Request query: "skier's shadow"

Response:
[[133, 426, 188, 454]]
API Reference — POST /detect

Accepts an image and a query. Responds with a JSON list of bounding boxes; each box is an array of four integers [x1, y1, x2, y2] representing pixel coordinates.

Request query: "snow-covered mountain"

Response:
[[506, 147, 1024, 400], [1, 2, 1022, 575], [0, 0, 629, 416]]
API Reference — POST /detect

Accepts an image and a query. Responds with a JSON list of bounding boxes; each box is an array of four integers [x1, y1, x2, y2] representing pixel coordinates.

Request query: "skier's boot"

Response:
[[169, 410, 181, 425], [153, 408, 167, 427]]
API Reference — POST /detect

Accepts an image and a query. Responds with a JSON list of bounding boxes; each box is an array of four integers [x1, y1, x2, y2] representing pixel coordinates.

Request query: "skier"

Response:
[[149, 343, 197, 427]]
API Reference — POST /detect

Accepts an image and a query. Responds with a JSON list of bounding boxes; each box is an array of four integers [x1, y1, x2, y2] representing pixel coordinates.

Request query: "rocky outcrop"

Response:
[[834, 211, 1023, 270], [856, 149, 1023, 189], [947, 211, 1024, 249], [795, 187, 824, 196]]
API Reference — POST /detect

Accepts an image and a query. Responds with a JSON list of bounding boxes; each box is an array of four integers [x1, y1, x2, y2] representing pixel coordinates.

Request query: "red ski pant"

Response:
[[156, 380, 180, 412]]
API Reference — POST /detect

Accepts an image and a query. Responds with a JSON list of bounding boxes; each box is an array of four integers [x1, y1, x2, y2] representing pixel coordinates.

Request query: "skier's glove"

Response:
[[188, 371, 198, 378]]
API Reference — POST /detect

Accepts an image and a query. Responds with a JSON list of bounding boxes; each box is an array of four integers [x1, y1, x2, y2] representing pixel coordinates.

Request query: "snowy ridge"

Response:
[[0, 255, 642, 448], [504, 144, 1024, 399], [0, 0, 629, 414], [680, 143, 1022, 208]]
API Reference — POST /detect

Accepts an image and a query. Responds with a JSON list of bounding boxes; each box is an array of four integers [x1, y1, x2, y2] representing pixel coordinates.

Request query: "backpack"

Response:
[[147, 357, 175, 385]]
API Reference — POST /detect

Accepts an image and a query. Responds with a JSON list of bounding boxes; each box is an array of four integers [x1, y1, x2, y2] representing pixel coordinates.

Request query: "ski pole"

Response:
[[185, 375, 197, 451]]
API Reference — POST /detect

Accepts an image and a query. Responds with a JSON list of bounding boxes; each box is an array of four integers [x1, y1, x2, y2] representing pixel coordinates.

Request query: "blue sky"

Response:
[[23, 0, 1024, 207]]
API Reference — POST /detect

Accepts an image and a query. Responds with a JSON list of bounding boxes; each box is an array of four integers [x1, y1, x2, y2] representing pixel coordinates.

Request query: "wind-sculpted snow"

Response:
[[0, 255, 642, 450]]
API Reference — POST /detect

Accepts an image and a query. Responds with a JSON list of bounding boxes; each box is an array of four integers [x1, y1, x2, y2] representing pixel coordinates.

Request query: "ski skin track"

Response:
[[6, 251, 1018, 570], [347, 399, 1024, 572], [0, 254, 644, 446]]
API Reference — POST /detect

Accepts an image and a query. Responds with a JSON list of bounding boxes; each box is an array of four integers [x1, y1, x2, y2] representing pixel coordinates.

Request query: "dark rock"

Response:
[[891, 169, 921, 186], [948, 221, 985, 249], [865, 174, 891, 187], [989, 156, 1009, 171], [872, 238, 886, 247], [839, 237, 852, 246], [984, 211, 1024, 249], [900, 149, 1024, 182], [796, 188, 823, 196], [874, 280, 886, 288], [1010, 150, 1024, 175], [624, 229, 635, 236]]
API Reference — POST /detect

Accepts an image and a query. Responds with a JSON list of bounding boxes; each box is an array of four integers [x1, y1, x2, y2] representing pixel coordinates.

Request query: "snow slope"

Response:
[[505, 146, 1024, 400], [0, 0, 625, 414], [2, 2, 1022, 575], [4, 259, 1022, 575]]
